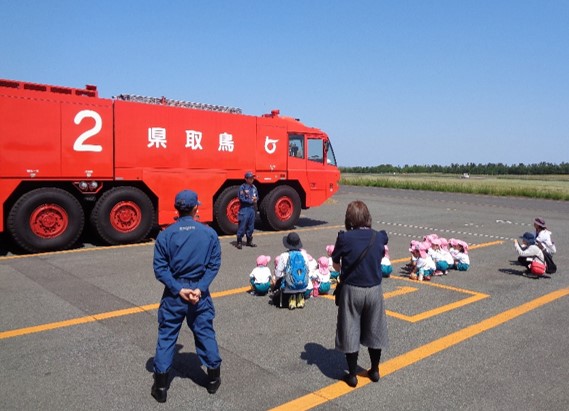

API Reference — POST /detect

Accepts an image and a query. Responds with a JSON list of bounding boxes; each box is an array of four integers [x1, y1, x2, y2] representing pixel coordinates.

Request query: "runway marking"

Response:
[[386, 278, 489, 322], [268, 287, 569, 411]]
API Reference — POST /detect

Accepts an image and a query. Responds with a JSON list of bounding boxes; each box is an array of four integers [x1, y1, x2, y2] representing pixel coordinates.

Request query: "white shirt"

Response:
[[454, 252, 470, 265], [536, 229, 556, 254], [249, 266, 271, 283]]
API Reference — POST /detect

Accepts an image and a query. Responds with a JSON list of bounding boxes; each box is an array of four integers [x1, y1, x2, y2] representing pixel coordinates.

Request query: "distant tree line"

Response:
[[340, 162, 569, 175]]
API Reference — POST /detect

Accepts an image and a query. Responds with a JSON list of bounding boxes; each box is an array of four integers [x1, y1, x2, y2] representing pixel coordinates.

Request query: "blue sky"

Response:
[[2, 1, 568, 167]]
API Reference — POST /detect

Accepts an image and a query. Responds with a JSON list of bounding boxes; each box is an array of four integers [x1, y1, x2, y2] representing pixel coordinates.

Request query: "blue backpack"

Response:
[[282, 250, 308, 291]]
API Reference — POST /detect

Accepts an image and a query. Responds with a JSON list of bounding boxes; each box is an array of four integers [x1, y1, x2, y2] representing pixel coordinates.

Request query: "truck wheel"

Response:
[[213, 186, 240, 234], [90, 187, 154, 245], [7, 188, 84, 253], [260, 186, 301, 231]]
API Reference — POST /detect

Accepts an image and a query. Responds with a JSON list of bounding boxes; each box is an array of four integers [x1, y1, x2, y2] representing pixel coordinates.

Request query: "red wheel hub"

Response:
[[274, 196, 293, 221], [30, 204, 68, 238], [110, 201, 141, 233], [227, 198, 240, 225]]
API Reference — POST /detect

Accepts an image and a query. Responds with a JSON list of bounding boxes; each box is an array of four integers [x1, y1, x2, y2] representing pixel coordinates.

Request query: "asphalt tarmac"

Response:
[[1, 185, 568, 411]]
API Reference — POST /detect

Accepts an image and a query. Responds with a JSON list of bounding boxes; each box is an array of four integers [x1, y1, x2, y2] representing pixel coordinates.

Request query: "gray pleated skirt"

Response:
[[335, 283, 389, 353]]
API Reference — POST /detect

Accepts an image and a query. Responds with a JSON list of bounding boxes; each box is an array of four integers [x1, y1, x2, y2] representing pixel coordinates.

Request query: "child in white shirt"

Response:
[[326, 244, 340, 282], [453, 240, 470, 271], [381, 245, 393, 278], [249, 255, 272, 295], [316, 256, 332, 294], [410, 242, 436, 281]]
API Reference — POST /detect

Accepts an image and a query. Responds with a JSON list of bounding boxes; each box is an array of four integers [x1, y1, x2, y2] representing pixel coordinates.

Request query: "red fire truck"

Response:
[[0, 78, 340, 253]]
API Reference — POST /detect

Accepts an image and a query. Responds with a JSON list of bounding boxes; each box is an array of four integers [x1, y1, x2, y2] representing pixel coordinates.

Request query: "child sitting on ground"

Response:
[[430, 238, 450, 276], [249, 255, 272, 295], [453, 240, 470, 271], [437, 238, 455, 275], [307, 254, 319, 297], [381, 245, 393, 278], [514, 232, 546, 276], [409, 242, 436, 281], [405, 240, 420, 272], [316, 256, 332, 294], [326, 245, 340, 282]]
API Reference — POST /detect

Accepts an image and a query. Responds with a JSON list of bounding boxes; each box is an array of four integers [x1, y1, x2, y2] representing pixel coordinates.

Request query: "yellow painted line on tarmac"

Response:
[[0, 287, 252, 340], [387, 278, 489, 322], [321, 286, 418, 302], [0, 303, 158, 339], [269, 287, 569, 411], [0, 225, 346, 261]]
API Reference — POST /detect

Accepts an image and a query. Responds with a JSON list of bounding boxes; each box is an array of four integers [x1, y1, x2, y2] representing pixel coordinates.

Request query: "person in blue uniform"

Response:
[[236, 171, 258, 249], [151, 190, 222, 402]]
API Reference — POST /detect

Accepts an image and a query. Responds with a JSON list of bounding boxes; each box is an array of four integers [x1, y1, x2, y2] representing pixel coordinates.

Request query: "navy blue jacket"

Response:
[[153, 216, 221, 295], [331, 228, 388, 287], [238, 183, 258, 207]]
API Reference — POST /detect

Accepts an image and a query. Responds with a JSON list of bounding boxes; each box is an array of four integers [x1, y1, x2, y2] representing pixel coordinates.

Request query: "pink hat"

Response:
[[415, 243, 428, 258], [458, 241, 469, 253], [426, 234, 438, 242], [431, 238, 441, 246], [317, 256, 329, 274], [274, 255, 280, 267], [384, 245, 390, 259], [256, 255, 271, 266], [449, 238, 459, 247], [326, 244, 334, 255], [409, 240, 420, 252]]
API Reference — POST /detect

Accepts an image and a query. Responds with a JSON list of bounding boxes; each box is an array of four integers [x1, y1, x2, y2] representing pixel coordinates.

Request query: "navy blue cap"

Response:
[[175, 190, 200, 210], [520, 232, 535, 245], [245, 171, 255, 178]]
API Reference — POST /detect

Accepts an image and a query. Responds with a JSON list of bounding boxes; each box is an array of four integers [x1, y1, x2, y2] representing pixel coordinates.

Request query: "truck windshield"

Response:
[[326, 141, 337, 166]]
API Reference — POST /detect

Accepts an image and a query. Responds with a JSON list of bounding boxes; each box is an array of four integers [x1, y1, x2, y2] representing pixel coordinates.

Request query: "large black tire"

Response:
[[260, 185, 301, 231], [90, 187, 154, 245], [213, 186, 240, 235], [7, 188, 84, 253]]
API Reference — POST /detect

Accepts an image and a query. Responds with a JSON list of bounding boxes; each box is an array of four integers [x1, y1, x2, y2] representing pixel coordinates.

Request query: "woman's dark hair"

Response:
[[344, 200, 372, 230]]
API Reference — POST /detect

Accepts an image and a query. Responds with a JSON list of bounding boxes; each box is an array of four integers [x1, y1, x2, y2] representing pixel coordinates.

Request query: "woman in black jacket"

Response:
[[332, 200, 389, 387]]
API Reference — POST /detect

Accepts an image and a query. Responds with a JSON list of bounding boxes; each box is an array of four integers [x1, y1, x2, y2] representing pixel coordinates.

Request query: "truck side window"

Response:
[[289, 134, 304, 158], [307, 139, 323, 163]]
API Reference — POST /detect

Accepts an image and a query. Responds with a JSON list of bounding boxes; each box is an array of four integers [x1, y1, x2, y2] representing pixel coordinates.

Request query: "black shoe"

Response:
[[368, 368, 380, 382], [236, 242, 242, 250], [207, 367, 221, 394], [151, 372, 168, 403], [246, 238, 257, 247], [343, 373, 358, 388]]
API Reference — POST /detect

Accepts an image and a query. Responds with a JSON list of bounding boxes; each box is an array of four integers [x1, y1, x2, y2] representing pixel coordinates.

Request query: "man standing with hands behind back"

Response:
[[151, 189, 222, 402], [236, 171, 258, 249]]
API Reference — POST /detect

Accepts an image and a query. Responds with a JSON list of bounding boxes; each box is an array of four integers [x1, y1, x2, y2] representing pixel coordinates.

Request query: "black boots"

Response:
[[207, 367, 221, 394], [368, 348, 382, 382], [344, 352, 359, 387], [151, 368, 220, 400], [236, 237, 256, 249], [151, 372, 168, 403]]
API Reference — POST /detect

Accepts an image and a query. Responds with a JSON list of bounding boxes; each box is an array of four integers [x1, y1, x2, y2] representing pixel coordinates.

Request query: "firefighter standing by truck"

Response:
[[151, 190, 222, 402], [236, 171, 259, 249]]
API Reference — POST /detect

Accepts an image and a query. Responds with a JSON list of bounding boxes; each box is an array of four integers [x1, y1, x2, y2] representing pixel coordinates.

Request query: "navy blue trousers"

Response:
[[237, 206, 255, 239], [153, 289, 221, 373]]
